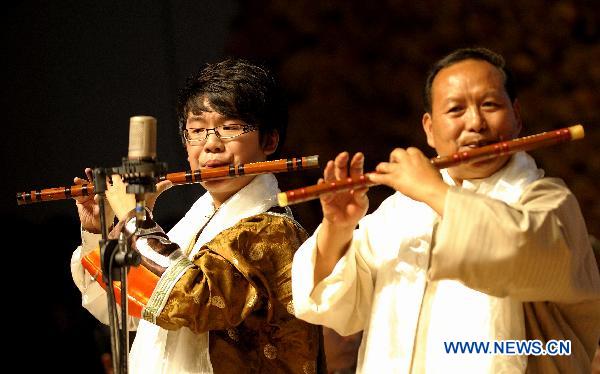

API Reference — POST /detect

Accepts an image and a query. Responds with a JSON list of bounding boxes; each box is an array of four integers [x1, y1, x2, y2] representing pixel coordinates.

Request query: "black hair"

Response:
[[423, 47, 517, 113], [176, 59, 288, 158]]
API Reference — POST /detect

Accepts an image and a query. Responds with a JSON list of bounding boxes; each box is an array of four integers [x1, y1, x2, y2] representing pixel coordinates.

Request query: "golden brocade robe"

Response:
[[151, 212, 326, 373], [75, 173, 326, 373], [81, 211, 326, 373]]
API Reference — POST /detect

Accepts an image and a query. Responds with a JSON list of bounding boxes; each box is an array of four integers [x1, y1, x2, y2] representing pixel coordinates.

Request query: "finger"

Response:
[[349, 152, 364, 178], [105, 175, 122, 194], [319, 187, 336, 204], [93, 193, 111, 203], [391, 148, 410, 163], [111, 174, 124, 187], [84, 168, 94, 183], [334, 152, 349, 180], [73, 176, 87, 185], [156, 180, 173, 194], [74, 194, 93, 204], [104, 176, 113, 191], [323, 160, 335, 182], [406, 146, 421, 154], [73, 174, 94, 202], [320, 191, 335, 204], [375, 162, 392, 174], [350, 185, 369, 200], [366, 172, 387, 186]]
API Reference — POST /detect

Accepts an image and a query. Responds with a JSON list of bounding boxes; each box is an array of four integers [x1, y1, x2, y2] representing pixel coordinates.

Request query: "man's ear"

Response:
[[511, 99, 523, 138], [261, 130, 279, 156], [422, 112, 436, 149]]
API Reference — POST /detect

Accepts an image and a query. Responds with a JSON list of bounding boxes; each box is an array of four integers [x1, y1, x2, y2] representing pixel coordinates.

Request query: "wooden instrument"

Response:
[[277, 125, 584, 206], [17, 155, 319, 205]]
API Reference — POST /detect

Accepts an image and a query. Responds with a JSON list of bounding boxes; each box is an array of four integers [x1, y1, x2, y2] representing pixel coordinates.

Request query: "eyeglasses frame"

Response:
[[183, 124, 258, 145]]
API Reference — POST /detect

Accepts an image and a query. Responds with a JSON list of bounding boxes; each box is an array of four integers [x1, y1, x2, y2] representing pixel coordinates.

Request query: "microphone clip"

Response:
[[113, 158, 167, 195]]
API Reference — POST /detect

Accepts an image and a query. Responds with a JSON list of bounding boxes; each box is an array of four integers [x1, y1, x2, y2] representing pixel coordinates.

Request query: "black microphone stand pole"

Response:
[[93, 167, 141, 374]]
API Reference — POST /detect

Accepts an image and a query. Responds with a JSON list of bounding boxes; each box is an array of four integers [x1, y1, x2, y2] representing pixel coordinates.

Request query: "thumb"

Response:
[[156, 180, 173, 194], [146, 180, 173, 212], [365, 172, 385, 185]]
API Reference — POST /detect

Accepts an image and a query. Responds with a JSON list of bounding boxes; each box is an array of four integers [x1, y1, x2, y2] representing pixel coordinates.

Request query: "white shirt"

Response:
[[292, 152, 544, 374]]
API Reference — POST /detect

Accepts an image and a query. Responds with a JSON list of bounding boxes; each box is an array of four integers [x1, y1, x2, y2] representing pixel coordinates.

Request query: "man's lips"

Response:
[[452, 138, 510, 166], [201, 160, 231, 168], [458, 139, 496, 151]]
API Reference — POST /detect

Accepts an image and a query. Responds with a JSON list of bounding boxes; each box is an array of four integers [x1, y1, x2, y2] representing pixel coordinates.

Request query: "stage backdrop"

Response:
[[7, 1, 598, 372]]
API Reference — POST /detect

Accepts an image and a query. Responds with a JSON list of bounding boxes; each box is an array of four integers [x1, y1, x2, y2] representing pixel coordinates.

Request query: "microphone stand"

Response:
[[87, 115, 166, 374], [93, 167, 142, 374]]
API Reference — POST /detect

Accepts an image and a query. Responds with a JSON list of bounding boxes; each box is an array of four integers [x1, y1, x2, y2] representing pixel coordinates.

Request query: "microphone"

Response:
[[128, 115, 157, 163], [114, 116, 167, 222]]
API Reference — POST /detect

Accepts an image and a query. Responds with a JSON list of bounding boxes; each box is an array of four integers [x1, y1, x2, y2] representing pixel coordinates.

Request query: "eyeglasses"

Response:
[[183, 124, 258, 145]]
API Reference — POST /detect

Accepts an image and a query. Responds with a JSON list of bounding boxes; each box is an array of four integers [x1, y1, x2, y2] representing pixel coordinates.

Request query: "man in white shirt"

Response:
[[292, 47, 600, 373]]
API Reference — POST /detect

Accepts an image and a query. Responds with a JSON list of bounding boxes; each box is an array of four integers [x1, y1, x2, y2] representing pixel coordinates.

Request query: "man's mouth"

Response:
[[460, 139, 495, 150], [202, 160, 231, 168]]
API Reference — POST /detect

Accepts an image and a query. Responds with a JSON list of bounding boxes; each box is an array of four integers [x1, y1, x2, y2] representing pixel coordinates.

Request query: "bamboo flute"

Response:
[[278, 125, 584, 207], [17, 156, 319, 205]]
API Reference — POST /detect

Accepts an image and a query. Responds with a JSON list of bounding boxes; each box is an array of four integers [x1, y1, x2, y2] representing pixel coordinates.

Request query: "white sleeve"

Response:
[[292, 224, 375, 336], [292, 193, 417, 336], [71, 228, 139, 330], [430, 179, 600, 302]]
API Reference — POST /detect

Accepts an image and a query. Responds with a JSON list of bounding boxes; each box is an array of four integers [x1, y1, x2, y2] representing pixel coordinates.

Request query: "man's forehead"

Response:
[[186, 111, 237, 122], [438, 59, 502, 80], [431, 60, 506, 97]]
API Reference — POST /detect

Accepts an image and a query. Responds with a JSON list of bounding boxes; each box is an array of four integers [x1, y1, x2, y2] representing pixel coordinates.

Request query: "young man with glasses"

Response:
[[70, 59, 326, 373]]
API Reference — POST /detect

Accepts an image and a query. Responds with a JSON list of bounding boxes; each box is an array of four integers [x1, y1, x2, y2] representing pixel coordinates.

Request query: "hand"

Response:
[[314, 152, 369, 285], [369, 147, 448, 215], [74, 168, 115, 233], [320, 152, 369, 230], [105, 175, 173, 221], [105, 175, 136, 221], [145, 179, 173, 212]]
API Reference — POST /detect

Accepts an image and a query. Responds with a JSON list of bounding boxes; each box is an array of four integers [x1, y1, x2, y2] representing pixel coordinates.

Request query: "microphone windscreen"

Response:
[[128, 116, 157, 160]]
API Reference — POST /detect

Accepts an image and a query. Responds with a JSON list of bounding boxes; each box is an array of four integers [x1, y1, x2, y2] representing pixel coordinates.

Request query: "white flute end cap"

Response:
[[277, 192, 289, 207], [305, 155, 319, 168], [568, 124, 584, 140]]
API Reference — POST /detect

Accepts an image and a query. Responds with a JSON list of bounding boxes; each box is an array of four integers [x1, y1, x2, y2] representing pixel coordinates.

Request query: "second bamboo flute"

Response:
[[277, 125, 584, 207], [16, 156, 319, 205]]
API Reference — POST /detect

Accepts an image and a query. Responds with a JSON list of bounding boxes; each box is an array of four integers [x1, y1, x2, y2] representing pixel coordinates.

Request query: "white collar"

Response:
[[440, 151, 544, 204], [190, 173, 280, 255]]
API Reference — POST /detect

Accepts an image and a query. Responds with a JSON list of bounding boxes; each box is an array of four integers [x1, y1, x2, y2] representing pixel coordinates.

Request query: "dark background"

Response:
[[5, 1, 599, 372]]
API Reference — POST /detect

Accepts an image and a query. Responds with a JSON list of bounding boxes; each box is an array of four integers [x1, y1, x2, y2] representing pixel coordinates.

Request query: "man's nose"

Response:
[[465, 108, 486, 132], [203, 129, 224, 151]]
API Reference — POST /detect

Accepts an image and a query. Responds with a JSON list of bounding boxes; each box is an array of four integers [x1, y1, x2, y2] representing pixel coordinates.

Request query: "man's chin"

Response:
[[201, 179, 231, 191], [454, 158, 508, 180], [469, 157, 497, 167], [201, 175, 253, 196]]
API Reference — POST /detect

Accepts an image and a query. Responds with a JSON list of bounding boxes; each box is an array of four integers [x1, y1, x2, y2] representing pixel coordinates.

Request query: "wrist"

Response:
[[82, 222, 114, 235], [82, 225, 101, 235], [321, 217, 358, 233], [420, 181, 449, 215], [317, 220, 355, 258]]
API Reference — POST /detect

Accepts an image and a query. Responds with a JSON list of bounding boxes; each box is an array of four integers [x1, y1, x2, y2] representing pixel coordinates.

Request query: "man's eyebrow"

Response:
[[221, 116, 244, 122], [440, 96, 462, 104], [187, 114, 243, 122], [441, 89, 505, 102]]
